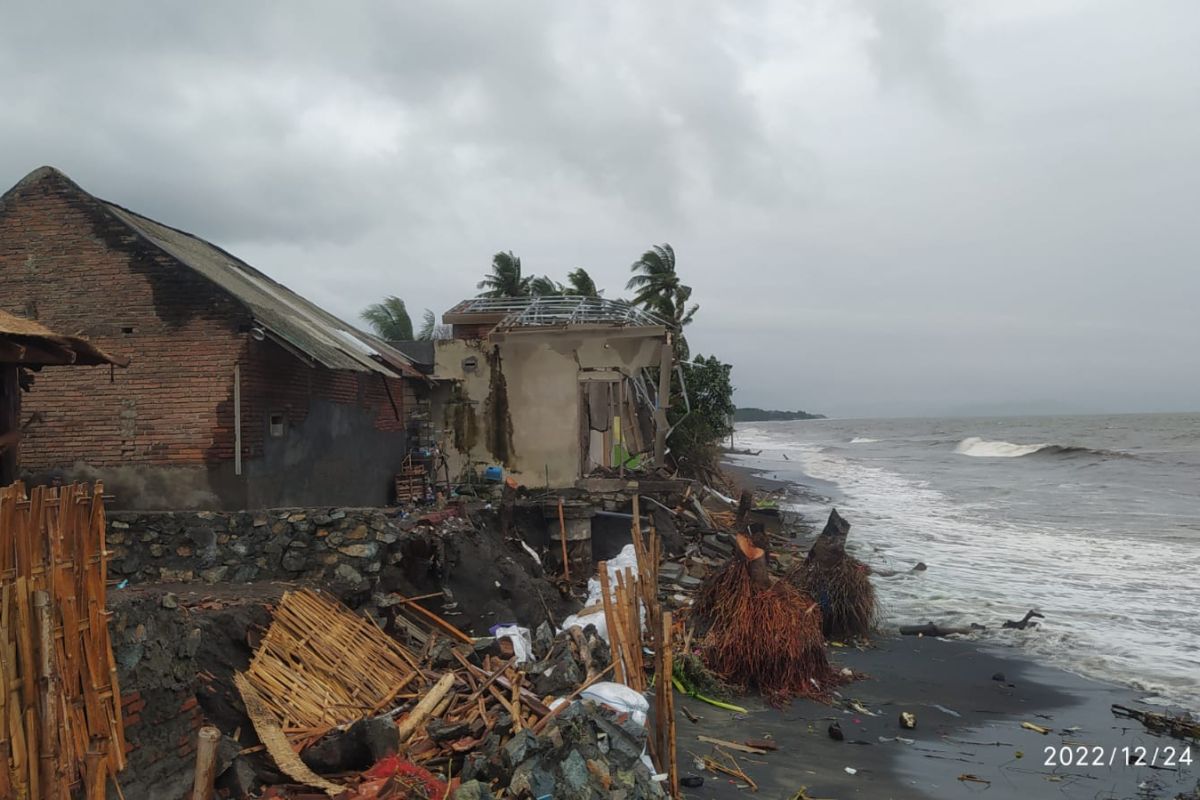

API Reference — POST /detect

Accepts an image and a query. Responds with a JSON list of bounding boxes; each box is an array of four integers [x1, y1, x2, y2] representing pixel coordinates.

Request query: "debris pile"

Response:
[[216, 582, 667, 798]]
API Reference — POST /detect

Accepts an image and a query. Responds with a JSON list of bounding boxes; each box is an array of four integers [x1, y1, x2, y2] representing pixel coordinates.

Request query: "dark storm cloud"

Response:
[[2, 0, 1198, 416]]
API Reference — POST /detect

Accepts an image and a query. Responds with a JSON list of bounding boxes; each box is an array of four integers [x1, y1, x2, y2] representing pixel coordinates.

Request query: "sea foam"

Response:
[[955, 437, 1047, 458]]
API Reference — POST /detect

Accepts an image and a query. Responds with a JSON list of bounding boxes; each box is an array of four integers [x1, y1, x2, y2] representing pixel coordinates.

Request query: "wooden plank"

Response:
[[696, 735, 769, 754]]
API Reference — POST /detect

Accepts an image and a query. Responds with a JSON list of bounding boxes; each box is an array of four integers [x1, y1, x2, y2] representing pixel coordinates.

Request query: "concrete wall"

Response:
[[433, 326, 666, 487]]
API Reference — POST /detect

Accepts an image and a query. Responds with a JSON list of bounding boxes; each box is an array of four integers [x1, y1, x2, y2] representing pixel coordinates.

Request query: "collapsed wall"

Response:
[[105, 505, 581, 797]]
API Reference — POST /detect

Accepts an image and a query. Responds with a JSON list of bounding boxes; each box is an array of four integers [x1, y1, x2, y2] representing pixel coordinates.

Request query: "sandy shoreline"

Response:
[[699, 460, 1199, 799]]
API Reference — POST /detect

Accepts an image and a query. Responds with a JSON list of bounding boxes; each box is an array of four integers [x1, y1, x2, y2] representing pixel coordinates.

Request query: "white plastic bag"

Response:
[[559, 544, 641, 642], [492, 625, 533, 663], [580, 681, 649, 726]]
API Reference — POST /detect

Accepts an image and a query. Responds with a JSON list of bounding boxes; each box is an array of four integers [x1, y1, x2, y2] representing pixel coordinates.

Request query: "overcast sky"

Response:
[[3, 1, 1197, 417]]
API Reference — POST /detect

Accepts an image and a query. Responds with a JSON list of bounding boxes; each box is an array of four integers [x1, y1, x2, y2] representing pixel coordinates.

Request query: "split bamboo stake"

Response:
[[597, 563, 625, 686]]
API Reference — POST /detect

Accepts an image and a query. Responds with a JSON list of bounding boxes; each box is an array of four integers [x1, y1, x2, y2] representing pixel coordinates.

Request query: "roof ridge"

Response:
[[1, 166, 419, 379]]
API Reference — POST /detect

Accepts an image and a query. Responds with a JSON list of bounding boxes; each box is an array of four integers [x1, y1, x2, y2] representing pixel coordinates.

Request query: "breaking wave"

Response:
[[849, 437, 879, 444], [955, 437, 1128, 460]]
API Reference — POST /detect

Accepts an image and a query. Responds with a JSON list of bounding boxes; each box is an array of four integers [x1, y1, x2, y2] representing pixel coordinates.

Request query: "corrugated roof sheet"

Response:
[[445, 296, 668, 329], [100, 202, 419, 379]]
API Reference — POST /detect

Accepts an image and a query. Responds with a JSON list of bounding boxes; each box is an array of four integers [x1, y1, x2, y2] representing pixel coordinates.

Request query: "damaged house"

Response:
[[427, 296, 676, 488], [0, 166, 424, 509]]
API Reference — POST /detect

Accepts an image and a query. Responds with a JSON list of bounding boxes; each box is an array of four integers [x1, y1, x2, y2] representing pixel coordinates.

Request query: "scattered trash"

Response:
[[844, 766, 858, 775], [958, 773, 991, 785], [848, 699, 879, 717], [490, 624, 533, 663], [933, 704, 961, 718], [899, 711, 917, 730], [1021, 721, 1052, 735], [828, 721, 844, 741], [581, 681, 649, 726], [879, 736, 915, 745]]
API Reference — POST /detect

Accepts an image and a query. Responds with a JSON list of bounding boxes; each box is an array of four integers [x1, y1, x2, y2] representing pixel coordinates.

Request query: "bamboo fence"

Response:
[[598, 494, 678, 795], [239, 588, 425, 747], [0, 481, 125, 799]]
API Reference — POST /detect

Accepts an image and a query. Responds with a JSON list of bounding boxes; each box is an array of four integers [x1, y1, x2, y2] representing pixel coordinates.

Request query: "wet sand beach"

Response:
[[685, 635, 1197, 799], [700, 460, 1198, 799]]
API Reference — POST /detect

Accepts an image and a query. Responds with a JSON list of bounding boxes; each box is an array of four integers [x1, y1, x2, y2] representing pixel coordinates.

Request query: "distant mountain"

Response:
[[734, 407, 826, 422]]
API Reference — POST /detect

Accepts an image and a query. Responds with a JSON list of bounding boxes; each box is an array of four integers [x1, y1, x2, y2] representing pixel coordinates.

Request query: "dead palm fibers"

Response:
[[793, 557, 878, 640], [694, 557, 837, 706]]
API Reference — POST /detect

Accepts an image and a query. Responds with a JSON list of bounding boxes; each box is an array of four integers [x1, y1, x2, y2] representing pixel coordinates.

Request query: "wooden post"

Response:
[[653, 334, 672, 467], [190, 726, 221, 800], [0, 365, 20, 486], [662, 611, 678, 799], [557, 498, 571, 582]]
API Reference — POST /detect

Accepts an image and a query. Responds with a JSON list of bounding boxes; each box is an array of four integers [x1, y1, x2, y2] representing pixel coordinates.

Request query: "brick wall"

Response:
[[239, 342, 412, 461], [0, 168, 417, 508], [0, 168, 248, 472]]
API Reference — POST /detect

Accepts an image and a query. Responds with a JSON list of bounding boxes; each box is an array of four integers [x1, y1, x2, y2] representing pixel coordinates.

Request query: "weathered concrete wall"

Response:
[[433, 327, 666, 488]]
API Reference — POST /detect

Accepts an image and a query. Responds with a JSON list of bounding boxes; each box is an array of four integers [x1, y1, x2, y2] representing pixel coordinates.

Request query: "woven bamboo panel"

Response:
[[240, 589, 424, 744], [0, 482, 125, 800]]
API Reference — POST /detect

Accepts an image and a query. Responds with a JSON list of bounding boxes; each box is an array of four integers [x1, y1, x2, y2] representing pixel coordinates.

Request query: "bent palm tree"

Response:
[[417, 309, 437, 341], [361, 296, 414, 341], [566, 268, 601, 297], [627, 243, 699, 358], [626, 244, 681, 309], [529, 275, 563, 296], [477, 251, 531, 298], [628, 242, 698, 327]]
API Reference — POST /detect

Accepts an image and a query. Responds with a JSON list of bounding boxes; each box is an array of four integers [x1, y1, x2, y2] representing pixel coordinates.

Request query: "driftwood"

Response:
[[1002, 610, 1045, 630], [807, 508, 850, 566], [899, 622, 986, 637], [1112, 705, 1200, 742]]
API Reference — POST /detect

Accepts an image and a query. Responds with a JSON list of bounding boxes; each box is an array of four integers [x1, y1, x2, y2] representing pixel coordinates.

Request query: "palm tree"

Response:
[[361, 296, 414, 341], [627, 243, 699, 359], [417, 309, 437, 341], [626, 244, 680, 309], [627, 243, 698, 326], [565, 268, 601, 297], [477, 251, 531, 298], [529, 275, 563, 296]]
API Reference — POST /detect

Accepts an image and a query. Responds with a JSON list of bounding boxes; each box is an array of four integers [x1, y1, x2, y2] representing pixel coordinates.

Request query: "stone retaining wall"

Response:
[[106, 507, 426, 589]]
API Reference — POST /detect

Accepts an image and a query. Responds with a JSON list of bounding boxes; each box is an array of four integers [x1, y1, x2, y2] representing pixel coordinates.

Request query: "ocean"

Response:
[[729, 413, 1200, 710]]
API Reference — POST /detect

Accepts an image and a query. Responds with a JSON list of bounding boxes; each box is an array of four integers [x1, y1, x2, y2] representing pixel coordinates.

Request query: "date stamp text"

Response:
[[1043, 745, 1193, 768]]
